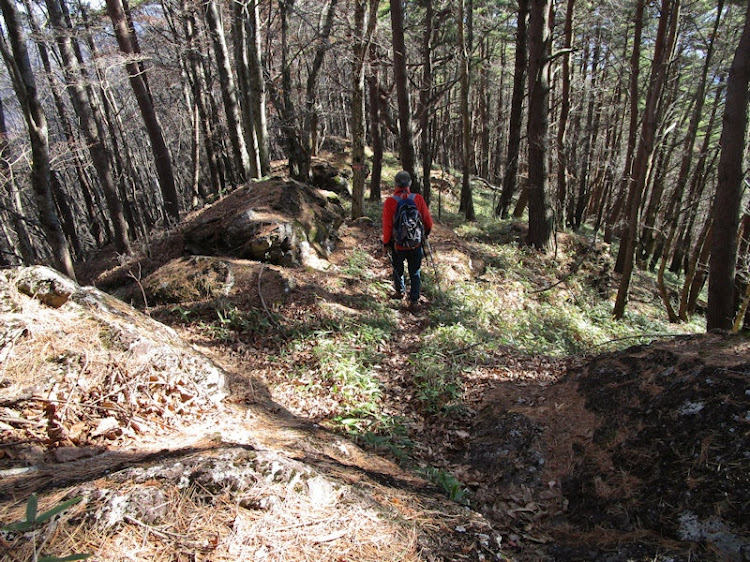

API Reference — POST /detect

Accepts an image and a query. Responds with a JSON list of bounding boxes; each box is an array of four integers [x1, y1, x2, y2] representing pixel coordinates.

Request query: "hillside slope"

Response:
[[1, 180, 748, 561]]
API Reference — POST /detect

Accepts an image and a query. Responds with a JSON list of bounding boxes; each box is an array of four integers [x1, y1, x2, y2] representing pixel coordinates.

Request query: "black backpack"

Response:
[[391, 193, 424, 249]]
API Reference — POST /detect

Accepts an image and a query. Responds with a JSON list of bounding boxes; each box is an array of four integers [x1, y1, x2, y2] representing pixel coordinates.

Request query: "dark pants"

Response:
[[392, 246, 423, 302]]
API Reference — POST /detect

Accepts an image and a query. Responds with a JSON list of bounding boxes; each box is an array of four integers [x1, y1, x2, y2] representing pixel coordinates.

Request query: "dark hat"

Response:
[[395, 170, 412, 187]]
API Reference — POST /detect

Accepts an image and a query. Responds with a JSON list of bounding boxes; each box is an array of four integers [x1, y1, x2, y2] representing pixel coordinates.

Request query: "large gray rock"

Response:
[[182, 178, 345, 266]]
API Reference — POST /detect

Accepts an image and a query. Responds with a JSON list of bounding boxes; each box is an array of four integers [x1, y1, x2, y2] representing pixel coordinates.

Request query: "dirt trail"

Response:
[[312, 221, 750, 561], [6, 207, 747, 561]]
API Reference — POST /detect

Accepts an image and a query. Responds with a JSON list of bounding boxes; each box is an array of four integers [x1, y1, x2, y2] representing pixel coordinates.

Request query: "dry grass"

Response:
[[1, 443, 437, 562]]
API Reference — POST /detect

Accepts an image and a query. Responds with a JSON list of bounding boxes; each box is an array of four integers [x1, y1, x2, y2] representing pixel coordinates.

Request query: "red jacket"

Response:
[[382, 187, 434, 250]]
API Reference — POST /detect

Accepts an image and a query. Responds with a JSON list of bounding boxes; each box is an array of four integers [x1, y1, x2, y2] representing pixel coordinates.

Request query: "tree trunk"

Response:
[[1, 96, 35, 263], [420, 0, 434, 204], [458, 0, 475, 220], [50, 171, 82, 259], [496, 0, 528, 218], [478, 39, 491, 180], [368, 44, 383, 202], [181, 1, 225, 196], [679, 217, 713, 320], [556, 0, 574, 227], [205, 0, 253, 183], [613, 0, 679, 319], [303, 0, 339, 171], [0, 97, 35, 263], [605, 0, 644, 246], [390, 0, 420, 192], [351, 0, 377, 218], [232, 1, 262, 180], [525, 0, 554, 251], [734, 213, 750, 330], [25, 0, 102, 252], [573, 29, 601, 230], [0, 0, 75, 279], [246, 0, 271, 175], [707, 0, 750, 331], [278, 0, 308, 181], [643, 2, 723, 267], [105, 0, 181, 226]]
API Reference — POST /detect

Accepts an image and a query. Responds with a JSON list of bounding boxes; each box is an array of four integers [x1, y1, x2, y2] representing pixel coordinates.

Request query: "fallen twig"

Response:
[[589, 333, 686, 350], [127, 264, 149, 314]]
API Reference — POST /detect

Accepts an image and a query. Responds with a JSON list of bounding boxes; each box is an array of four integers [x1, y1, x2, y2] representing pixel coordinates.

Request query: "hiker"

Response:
[[381, 171, 434, 311]]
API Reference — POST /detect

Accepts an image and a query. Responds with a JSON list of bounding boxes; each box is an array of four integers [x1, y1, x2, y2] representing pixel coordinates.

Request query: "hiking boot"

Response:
[[391, 291, 404, 300], [407, 300, 420, 312]]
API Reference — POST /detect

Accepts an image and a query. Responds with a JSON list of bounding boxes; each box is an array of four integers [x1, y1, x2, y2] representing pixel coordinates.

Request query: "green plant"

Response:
[[169, 305, 192, 323], [217, 306, 245, 331], [411, 348, 464, 414], [418, 467, 469, 505], [200, 306, 273, 341], [342, 248, 371, 278], [2, 493, 91, 562], [334, 412, 413, 462], [199, 319, 231, 341]]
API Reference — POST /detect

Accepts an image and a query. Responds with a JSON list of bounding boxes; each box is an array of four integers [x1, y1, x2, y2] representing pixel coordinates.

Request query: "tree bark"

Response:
[[304, 0, 339, 165], [679, 216, 713, 320], [233, 1, 262, 180], [496, 0, 528, 218], [458, 0, 475, 220], [181, 1, 225, 196], [205, 0, 254, 182], [555, 0, 574, 227], [707, 0, 750, 331], [368, 44, 384, 202], [0, 96, 35, 263], [605, 0, 644, 247], [278, 0, 308, 180], [420, 0, 434, 204], [105, 0, 181, 226], [390, 0, 420, 192], [351, 0, 378, 218], [669, 80, 724, 274], [572, 29, 601, 230], [246, 0, 271, 175], [525, 0, 554, 251], [26, 0, 102, 252]]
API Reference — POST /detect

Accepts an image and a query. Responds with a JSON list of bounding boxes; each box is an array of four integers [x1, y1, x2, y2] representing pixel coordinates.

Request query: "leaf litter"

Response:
[[1, 209, 748, 561]]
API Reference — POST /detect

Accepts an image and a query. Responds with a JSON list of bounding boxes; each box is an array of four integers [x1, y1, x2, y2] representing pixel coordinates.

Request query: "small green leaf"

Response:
[[35, 496, 83, 524], [26, 493, 38, 523], [2, 520, 36, 532]]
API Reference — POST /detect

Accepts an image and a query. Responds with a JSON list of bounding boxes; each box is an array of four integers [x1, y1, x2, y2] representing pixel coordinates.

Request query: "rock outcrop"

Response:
[[182, 178, 345, 267]]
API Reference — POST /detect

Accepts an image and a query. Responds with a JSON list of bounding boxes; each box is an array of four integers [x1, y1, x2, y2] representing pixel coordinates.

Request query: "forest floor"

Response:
[[1, 176, 749, 561]]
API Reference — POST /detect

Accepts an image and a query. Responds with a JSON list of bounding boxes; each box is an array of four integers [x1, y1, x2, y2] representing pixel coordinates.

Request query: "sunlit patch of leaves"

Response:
[[423, 230, 702, 357]]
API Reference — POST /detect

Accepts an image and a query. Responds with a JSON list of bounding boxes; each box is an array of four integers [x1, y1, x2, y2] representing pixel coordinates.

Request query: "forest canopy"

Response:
[[0, 0, 748, 330]]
